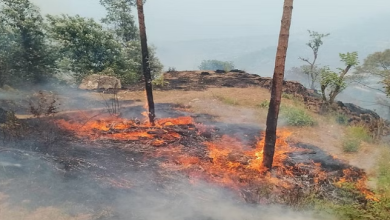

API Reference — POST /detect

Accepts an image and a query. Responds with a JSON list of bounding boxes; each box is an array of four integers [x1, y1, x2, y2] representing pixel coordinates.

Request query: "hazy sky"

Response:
[[31, 0, 389, 42]]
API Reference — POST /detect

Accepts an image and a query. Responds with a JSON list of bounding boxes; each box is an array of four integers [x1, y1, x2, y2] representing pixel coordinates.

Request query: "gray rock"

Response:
[[79, 74, 122, 90], [0, 108, 8, 124]]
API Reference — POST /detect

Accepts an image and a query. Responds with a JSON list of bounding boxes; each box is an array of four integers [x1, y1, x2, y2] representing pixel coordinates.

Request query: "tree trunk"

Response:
[[136, 0, 155, 125], [262, 0, 294, 170]]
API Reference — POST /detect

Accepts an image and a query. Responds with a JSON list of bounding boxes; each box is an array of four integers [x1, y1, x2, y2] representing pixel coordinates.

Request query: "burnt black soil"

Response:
[[0, 103, 368, 219]]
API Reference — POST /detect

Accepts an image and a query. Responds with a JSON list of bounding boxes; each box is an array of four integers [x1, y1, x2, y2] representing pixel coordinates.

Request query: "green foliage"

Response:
[[100, 0, 138, 42], [199, 60, 235, 72], [342, 138, 361, 153], [320, 52, 360, 104], [215, 95, 238, 106], [152, 74, 169, 87], [46, 14, 123, 81], [339, 52, 360, 67], [46, 15, 163, 84], [282, 107, 316, 127], [281, 93, 294, 100], [0, 0, 164, 87], [342, 126, 371, 153], [257, 100, 270, 108], [346, 126, 372, 143], [320, 67, 347, 91], [306, 30, 330, 54], [356, 49, 390, 96], [377, 147, 390, 193], [335, 113, 348, 125], [0, 0, 56, 85], [297, 30, 330, 89]]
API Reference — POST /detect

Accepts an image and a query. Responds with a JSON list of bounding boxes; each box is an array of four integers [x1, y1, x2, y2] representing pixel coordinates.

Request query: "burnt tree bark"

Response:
[[262, 0, 294, 170], [136, 0, 155, 125]]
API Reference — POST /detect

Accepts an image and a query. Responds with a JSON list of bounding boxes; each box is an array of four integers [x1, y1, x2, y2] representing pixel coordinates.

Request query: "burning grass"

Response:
[[54, 113, 376, 206]]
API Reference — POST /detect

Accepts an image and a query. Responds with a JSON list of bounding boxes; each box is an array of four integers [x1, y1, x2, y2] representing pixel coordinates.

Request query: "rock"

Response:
[[201, 72, 210, 76], [0, 108, 8, 124], [79, 74, 122, 90], [230, 69, 245, 73], [215, 70, 226, 74]]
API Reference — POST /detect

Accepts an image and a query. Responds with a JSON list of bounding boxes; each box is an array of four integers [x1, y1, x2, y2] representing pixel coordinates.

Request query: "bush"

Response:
[[198, 60, 235, 71], [342, 138, 361, 153], [335, 114, 348, 125], [257, 100, 270, 109], [152, 74, 169, 87], [282, 107, 316, 126], [346, 126, 372, 143], [282, 93, 294, 100]]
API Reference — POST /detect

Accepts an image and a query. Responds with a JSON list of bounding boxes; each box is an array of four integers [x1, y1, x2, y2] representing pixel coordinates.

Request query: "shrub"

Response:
[[167, 67, 176, 72], [152, 74, 169, 87], [257, 100, 270, 109], [198, 60, 234, 71], [346, 126, 372, 143], [335, 114, 348, 125], [215, 95, 238, 105], [282, 107, 316, 126], [342, 138, 361, 153], [282, 93, 294, 100]]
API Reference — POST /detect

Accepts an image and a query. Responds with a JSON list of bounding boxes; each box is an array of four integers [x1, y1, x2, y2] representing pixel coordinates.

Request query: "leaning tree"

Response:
[[262, 0, 294, 170]]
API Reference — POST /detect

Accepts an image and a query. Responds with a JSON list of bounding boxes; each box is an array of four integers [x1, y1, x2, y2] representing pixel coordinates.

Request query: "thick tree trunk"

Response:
[[262, 0, 294, 170], [136, 0, 155, 125]]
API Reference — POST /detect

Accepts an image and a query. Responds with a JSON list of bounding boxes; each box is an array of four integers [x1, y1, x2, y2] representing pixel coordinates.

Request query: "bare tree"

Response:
[[262, 0, 294, 170], [136, 0, 155, 125]]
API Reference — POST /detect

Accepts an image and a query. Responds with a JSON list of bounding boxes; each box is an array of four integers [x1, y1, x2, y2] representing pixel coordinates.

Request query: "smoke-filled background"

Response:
[[30, 0, 390, 119]]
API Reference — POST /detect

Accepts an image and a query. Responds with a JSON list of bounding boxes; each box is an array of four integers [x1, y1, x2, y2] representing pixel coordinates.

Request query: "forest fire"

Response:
[[55, 113, 376, 203], [55, 114, 194, 146]]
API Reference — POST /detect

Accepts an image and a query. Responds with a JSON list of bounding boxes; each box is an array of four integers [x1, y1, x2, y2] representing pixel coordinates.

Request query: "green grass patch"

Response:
[[342, 138, 361, 153], [341, 126, 372, 153], [281, 107, 317, 127], [335, 113, 348, 125], [215, 95, 238, 106], [346, 126, 372, 143], [281, 93, 294, 100], [256, 100, 270, 109], [152, 75, 169, 87]]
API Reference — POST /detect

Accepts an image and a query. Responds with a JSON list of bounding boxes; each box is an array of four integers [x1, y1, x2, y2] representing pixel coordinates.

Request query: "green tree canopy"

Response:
[[199, 60, 235, 72], [100, 0, 138, 43], [0, 0, 55, 85], [46, 14, 124, 81], [320, 52, 360, 104]]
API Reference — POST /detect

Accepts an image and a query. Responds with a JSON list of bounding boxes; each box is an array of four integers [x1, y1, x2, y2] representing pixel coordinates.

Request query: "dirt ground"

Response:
[[0, 71, 383, 219]]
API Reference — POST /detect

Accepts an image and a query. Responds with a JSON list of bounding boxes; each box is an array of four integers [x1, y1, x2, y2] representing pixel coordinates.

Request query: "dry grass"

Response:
[[0, 193, 92, 220], [14, 86, 383, 175]]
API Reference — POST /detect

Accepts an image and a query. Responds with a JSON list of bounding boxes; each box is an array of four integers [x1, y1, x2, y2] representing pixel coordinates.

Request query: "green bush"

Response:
[[342, 138, 361, 153], [198, 60, 234, 71], [257, 100, 270, 109], [346, 126, 372, 143], [152, 74, 169, 87], [282, 107, 316, 126], [335, 114, 349, 125], [282, 93, 294, 100]]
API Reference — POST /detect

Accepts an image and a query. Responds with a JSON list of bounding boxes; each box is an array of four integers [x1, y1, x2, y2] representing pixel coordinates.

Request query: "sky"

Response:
[[31, 0, 389, 42]]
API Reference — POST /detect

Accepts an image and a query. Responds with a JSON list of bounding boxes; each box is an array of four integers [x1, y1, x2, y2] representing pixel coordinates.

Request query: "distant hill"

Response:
[[153, 14, 390, 119], [154, 14, 390, 76]]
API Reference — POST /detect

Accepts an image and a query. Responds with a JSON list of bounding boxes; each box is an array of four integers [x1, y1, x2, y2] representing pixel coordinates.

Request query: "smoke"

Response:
[[115, 179, 332, 220]]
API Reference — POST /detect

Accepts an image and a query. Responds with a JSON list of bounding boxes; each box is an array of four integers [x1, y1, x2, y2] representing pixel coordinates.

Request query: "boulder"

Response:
[[79, 74, 122, 90], [0, 108, 8, 124], [200, 72, 210, 76], [215, 69, 226, 74]]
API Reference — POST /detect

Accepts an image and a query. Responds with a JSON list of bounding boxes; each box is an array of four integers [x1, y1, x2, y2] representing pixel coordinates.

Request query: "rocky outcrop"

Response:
[[0, 108, 8, 124], [79, 74, 121, 90]]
